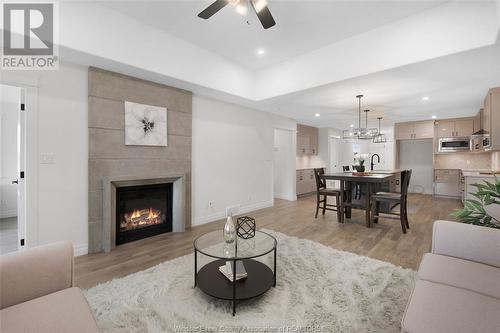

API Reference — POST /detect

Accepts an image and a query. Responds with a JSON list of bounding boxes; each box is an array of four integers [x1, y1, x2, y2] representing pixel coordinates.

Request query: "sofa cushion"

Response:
[[402, 280, 500, 333], [0, 287, 99, 333], [418, 253, 500, 300]]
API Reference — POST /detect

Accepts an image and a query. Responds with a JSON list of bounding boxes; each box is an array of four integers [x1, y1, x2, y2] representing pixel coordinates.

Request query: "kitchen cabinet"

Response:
[[435, 119, 454, 138], [394, 120, 434, 140], [454, 119, 474, 137], [296, 169, 317, 196], [464, 176, 495, 201], [434, 169, 460, 197], [413, 121, 435, 139], [435, 118, 474, 138], [297, 124, 319, 155], [483, 87, 500, 150], [473, 109, 483, 133]]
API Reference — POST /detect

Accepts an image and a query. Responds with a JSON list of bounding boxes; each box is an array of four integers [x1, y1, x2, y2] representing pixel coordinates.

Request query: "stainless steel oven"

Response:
[[438, 137, 471, 153]]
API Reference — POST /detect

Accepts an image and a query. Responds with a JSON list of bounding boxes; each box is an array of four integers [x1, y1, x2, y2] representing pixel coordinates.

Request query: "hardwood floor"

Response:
[[75, 194, 461, 289]]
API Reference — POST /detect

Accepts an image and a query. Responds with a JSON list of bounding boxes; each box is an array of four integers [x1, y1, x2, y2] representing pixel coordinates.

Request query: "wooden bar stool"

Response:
[[313, 168, 342, 221], [370, 170, 412, 233]]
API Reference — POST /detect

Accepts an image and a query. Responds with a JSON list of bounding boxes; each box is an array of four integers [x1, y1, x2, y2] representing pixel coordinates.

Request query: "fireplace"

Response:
[[115, 183, 173, 245]]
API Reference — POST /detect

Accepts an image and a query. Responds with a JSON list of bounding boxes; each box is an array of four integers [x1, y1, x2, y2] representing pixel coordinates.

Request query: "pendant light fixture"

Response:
[[343, 94, 379, 139], [358, 109, 379, 140], [373, 117, 387, 143], [342, 95, 364, 139]]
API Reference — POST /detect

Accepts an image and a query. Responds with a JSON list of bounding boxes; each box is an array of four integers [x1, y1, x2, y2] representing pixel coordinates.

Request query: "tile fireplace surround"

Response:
[[102, 175, 185, 252], [88, 68, 192, 253]]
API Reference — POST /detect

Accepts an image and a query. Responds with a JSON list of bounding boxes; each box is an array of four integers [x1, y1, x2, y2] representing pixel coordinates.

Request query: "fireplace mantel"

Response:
[[102, 174, 186, 252], [88, 68, 192, 253]]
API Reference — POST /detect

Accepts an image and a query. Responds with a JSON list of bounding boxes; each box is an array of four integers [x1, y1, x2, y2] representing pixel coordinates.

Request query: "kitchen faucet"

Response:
[[371, 154, 380, 171]]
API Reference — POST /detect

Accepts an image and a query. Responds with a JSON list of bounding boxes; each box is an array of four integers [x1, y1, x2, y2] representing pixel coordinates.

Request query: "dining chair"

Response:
[[370, 170, 412, 233], [313, 168, 342, 221]]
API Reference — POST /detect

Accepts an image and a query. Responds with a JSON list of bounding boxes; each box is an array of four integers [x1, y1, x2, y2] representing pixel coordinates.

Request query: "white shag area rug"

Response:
[[85, 230, 416, 333]]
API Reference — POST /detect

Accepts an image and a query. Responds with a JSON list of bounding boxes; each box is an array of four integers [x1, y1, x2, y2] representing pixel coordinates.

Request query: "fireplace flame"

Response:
[[121, 208, 163, 231]]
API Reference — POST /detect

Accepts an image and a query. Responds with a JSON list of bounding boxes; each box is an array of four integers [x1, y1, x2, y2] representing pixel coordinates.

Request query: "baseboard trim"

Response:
[[274, 194, 296, 201], [74, 243, 88, 257], [193, 200, 274, 227], [0, 210, 17, 219]]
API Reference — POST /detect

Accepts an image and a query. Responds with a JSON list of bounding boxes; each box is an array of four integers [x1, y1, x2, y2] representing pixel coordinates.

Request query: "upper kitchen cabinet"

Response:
[[483, 87, 500, 150], [395, 120, 434, 140], [297, 124, 319, 155], [473, 109, 483, 133], [435, 118, 474, 138], [454, 119, 474, 137]]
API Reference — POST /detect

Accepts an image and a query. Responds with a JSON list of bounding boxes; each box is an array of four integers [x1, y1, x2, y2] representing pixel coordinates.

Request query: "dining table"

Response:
[[320, 172, 397, 227]]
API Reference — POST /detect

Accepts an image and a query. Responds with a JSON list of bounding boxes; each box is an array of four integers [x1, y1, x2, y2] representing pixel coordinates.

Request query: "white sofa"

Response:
[[402, 220, 500, 333]]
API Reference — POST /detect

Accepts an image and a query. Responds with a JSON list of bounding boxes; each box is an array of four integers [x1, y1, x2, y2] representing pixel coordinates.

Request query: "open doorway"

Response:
[[0, 84, 25, 254], [273, 128, 296, 201]]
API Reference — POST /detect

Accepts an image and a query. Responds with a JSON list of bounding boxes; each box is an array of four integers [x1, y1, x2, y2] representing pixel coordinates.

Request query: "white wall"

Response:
[[0, 85, 20, 218], [192, 96, 296, 226], [2, 65, 300, 253], [1, 63, 89, 255], [273, 128, 296, 201]]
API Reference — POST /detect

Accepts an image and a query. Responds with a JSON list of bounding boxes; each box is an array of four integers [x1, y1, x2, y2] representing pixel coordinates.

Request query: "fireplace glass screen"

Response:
[[116, 183, 172, 245]]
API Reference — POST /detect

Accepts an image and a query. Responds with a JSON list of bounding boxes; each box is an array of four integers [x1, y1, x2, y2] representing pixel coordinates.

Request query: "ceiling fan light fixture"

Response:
[[235, 0, 248, 15], [253, 0, 268, 13], [198, 0, 275, 29]]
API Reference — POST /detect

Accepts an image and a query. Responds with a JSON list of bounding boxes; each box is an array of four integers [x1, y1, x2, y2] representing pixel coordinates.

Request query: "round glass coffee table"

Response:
[[193, 230, 277, 316]]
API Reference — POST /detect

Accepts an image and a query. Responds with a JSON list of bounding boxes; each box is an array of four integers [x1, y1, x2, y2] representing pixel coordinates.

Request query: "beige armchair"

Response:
[[0, 241, 99, 332], [402, 220, 500, 333]]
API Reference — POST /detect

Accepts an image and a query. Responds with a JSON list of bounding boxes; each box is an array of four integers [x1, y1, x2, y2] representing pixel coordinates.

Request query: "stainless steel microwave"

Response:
[[438, 137, 471, 153]]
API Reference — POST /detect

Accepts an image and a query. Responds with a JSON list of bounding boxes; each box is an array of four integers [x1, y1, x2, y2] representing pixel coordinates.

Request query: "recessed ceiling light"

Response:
[[257, 49, 265, 56], [350, 124, 355, 128], [431, 115, 437, 119], [422, 96, 430, 101], [314, 113, 320, 117]]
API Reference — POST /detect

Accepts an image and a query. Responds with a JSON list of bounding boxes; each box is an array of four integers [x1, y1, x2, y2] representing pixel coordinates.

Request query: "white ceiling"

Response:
[[81, 1, 500, 130], [258, 44, 500, 129], [100, 0, 447, 70]]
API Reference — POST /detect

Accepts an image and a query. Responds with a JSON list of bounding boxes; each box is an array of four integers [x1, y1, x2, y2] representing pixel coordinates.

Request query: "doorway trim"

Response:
[[1, 76, 40, 249]]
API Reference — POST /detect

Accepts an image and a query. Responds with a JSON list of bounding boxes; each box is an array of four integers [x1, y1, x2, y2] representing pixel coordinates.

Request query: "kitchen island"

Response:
[[321, 171, 400, 227]]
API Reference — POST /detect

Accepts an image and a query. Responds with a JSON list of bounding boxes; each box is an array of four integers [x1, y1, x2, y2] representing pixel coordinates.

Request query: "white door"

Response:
[[0, 84, 25, 254], [273, 128, 296, 201]]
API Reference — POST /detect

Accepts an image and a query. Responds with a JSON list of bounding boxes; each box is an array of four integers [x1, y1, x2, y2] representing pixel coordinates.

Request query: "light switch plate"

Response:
[[40, 153, 55, 164]]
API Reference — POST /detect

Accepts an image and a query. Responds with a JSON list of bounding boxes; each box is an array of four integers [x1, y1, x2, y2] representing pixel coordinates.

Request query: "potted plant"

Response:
[[353, 153, 367, 172], [451, 177, 500, 229]]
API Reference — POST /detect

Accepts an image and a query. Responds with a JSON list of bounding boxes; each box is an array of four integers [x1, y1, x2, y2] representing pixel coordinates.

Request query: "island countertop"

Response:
[[321, 172, 396, 182]]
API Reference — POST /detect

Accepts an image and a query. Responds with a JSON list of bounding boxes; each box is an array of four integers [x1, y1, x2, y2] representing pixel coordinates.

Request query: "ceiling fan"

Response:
[[198, 0, 276, 29]]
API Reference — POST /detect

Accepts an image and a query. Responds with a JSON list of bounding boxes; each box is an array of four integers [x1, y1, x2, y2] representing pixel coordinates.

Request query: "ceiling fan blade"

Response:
[[250, 0, 276, 29], [198, 0, 229, 19]]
